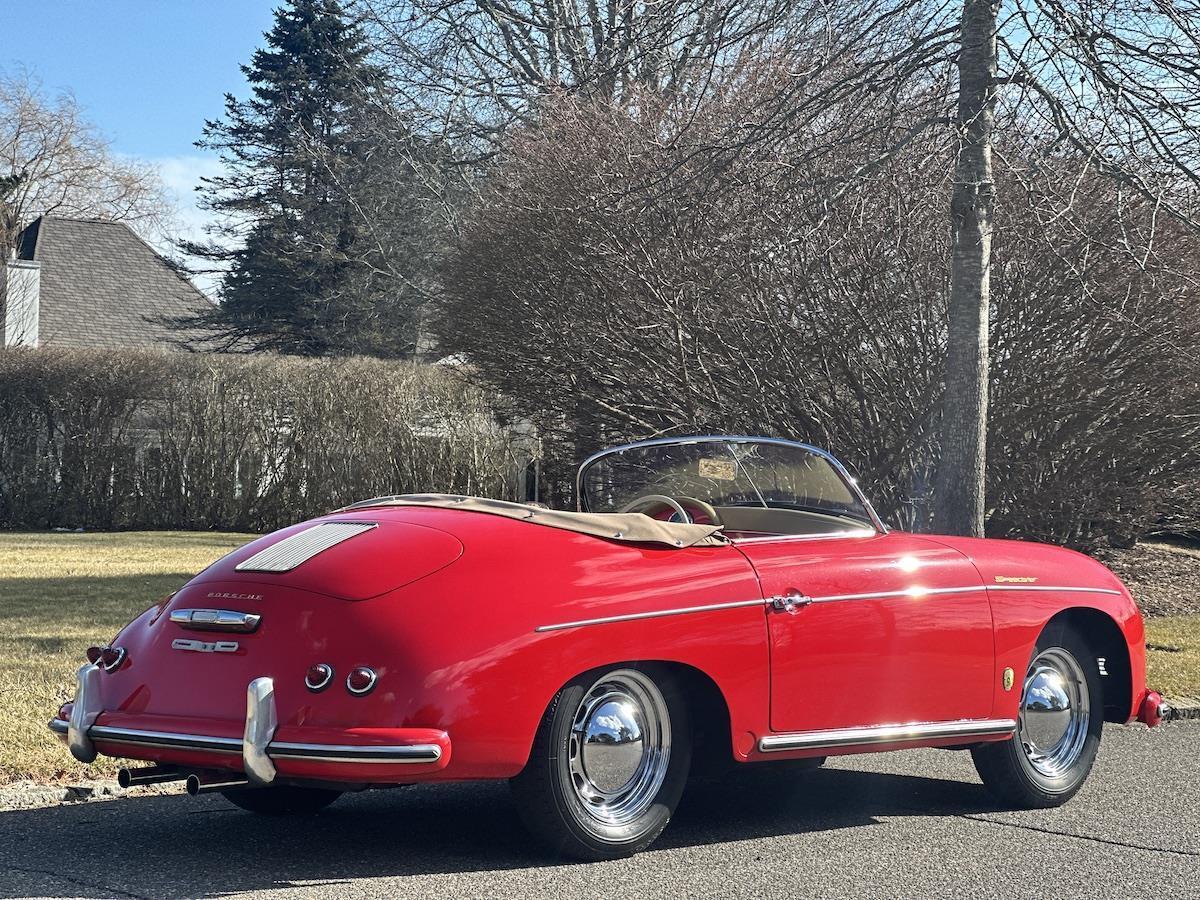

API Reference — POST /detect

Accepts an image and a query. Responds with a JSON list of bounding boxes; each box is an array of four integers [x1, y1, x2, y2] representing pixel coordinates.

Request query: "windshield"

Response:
[[579, 438, 875, 530]]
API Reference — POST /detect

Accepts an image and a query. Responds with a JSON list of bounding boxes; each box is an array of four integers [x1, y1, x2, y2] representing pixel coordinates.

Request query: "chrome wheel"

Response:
[[1018, 647, 1091, 780], [565, 669, 672, 828]]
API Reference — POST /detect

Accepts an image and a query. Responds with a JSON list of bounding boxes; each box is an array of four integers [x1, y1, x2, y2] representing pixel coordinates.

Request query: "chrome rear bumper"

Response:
[[50, 671, 445, 783], [50, 719, 443, 765]]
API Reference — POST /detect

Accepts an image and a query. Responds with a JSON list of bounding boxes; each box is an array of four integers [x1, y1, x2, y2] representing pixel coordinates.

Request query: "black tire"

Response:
[[510, 665, 691, 861], [221, 785, 342, 815], [972, 625, 1102, 808]]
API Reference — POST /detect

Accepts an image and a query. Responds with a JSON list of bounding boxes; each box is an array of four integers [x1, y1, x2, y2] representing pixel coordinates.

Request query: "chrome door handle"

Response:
[[769, 592, 812, 614]]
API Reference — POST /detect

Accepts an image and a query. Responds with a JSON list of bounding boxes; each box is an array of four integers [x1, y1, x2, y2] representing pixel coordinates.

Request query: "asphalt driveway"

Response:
[[0, 722, 1195, 899]]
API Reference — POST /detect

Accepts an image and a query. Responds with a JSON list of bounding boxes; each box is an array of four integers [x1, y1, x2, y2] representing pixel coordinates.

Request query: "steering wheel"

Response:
[[618, 494, 724, 526]]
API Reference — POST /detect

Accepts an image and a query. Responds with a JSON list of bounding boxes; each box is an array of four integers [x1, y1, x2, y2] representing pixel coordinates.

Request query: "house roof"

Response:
[[14, 215, 212, 350]]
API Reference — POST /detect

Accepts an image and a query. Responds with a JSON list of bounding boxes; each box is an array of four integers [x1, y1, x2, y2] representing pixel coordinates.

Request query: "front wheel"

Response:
[[221, 785, 342, 815], [511, 666, 691, 860], [972, 627, 1102, 808]]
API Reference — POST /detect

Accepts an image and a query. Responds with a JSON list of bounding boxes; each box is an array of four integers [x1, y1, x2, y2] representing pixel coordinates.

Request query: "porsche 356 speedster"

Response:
[[51, 435, 1166, 859]]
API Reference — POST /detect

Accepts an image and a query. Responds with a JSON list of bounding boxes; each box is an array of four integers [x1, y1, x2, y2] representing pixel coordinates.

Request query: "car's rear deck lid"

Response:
[[194, 519, 463, 599]]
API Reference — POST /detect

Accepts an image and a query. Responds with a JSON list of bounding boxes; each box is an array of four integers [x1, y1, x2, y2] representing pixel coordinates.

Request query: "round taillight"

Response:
[[99, 646, 126, 672], [86, 646, 104, 664], [305, 663, 334, 692], [346, 666, 377, 695]]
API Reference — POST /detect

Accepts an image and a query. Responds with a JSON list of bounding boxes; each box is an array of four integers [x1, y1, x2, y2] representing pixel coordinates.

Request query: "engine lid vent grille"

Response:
[[235, 522, 377, 573]]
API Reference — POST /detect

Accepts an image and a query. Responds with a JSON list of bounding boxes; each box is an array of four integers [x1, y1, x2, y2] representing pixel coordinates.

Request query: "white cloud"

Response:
[[150, 154, 229, 298], [155, 154, 225, 239]]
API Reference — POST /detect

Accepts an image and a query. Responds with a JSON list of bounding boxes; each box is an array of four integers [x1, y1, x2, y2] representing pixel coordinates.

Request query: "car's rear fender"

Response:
[[79, 513, 769, 782]]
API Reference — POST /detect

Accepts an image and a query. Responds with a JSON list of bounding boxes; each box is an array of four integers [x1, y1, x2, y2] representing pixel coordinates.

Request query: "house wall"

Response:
[[2, 260, 40, 347]]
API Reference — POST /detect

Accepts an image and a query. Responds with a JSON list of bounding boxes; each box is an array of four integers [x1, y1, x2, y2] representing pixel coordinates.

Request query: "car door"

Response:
[[735, 531, 994, 734]]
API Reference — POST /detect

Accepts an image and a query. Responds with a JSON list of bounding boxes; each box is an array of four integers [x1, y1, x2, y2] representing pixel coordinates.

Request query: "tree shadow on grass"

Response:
[[0, 575, 195, 625], [0, 767, 1004, 899]]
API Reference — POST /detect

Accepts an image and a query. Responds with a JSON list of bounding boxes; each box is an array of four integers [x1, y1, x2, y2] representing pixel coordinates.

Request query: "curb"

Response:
[[0, 780, 122, 812], [1164, 697, 1200, 722], [0, 779, 183, 812]]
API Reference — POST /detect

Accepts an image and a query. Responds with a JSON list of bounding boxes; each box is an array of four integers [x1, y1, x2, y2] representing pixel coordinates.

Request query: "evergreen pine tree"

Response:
[[182, 0, 427, 356]]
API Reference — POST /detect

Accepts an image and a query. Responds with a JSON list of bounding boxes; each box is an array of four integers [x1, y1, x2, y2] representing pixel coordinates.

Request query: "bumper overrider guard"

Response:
[[50, 666, 447, 785]]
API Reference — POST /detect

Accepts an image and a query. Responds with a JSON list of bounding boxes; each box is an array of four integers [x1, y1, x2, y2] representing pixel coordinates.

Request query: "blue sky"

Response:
[[4, 1, 279, 254]]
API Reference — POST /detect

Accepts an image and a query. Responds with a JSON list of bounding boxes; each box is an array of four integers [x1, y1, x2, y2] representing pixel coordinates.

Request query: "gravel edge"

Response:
[[0, 779, 184, 812]]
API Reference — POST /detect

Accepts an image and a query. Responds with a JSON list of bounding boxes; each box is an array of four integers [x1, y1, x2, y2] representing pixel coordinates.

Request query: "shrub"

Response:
[[0, 349, 520, 532]]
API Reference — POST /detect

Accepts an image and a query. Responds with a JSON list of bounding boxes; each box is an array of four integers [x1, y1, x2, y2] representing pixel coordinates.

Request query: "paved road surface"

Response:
[[1, 722, 1195, 899]]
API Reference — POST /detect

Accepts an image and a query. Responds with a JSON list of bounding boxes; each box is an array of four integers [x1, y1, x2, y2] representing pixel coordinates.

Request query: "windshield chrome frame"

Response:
[[575, 435, 887, 534]]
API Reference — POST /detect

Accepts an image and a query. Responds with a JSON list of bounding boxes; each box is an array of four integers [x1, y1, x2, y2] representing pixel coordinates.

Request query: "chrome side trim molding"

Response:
[[810, 585, 987, 604], [988, 585, 1122, 596], [535, 598, 765, 633], [170, 609, 261, 632], [758, 718, 1018, 753], [269, 742, 443, 764], [535, 581, 1124, 632], [729, 529, 877, 545]]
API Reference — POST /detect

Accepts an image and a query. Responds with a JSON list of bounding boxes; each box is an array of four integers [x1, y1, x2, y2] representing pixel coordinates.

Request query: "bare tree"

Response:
[[935, 0, 998, 536], [435, 77, 1200, 544], [623, 0, 1200, 536], [354, 0, 812, 154], [935, 0, 1200, 535], [360, 1, 1200, 538], [0, 72, 170, 252]]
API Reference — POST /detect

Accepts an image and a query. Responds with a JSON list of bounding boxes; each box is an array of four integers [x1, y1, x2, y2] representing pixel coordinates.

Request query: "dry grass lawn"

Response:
[[0, 531, 1196, 785], [1145, 615, 1200, 702], [0, 531, 254, 784]]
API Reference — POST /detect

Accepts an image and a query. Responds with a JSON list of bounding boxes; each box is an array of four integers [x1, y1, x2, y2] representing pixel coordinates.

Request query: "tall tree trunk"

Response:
[[933, 0, 999, 537]]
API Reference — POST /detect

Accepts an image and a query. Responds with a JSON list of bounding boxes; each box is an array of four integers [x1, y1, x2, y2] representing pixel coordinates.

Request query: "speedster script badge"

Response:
[[172, 638, 239, 654]]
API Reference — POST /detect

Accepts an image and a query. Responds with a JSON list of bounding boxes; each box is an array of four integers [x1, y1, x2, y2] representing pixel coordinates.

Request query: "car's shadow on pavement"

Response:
[[0, 767, 1003, 899]]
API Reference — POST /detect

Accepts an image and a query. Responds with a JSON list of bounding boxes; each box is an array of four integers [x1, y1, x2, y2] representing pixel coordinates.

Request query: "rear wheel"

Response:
[[221, 785, 342, 815], [972, 627, 1102, 807], [511, 666, 691, 860]]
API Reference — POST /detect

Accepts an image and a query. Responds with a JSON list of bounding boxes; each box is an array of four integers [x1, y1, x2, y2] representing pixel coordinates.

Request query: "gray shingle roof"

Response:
[[16, 215, 212, 350]]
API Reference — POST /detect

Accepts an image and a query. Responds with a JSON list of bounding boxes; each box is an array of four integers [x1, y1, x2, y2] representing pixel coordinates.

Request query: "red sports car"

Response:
[[51, 436, 1167, 860]]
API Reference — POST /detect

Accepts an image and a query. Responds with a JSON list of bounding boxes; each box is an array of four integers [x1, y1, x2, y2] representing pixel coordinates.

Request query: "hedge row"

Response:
[[0, 349, 522, 532]]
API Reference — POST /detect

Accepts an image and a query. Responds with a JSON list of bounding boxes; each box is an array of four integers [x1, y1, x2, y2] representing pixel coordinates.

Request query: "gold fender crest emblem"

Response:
[[1002, 667, 1015, 691]]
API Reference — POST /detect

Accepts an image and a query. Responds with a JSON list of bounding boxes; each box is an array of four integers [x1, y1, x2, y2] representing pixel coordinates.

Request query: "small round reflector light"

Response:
[[346, 666, 377, 695], [305, 663, 334, 692], [99, 646, 126, 672]]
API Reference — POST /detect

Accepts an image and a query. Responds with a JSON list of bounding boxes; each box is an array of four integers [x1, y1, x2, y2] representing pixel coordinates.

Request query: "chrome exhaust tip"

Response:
[[186, 773, 251, 796], [118, 765, 183, 789], [1138, 690, 1170, 727]]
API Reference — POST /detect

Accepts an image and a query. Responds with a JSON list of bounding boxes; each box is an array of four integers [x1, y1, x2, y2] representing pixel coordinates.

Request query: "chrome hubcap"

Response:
[[566, 670, 670, 827], [1018, 647, 1090, 779]]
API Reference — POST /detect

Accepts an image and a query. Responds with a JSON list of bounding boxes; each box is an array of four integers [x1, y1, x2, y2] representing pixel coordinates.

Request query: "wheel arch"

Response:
[[654, 661, 736, 774], [520, 659, 738, 772], [1041, 607, 1132, 724]]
